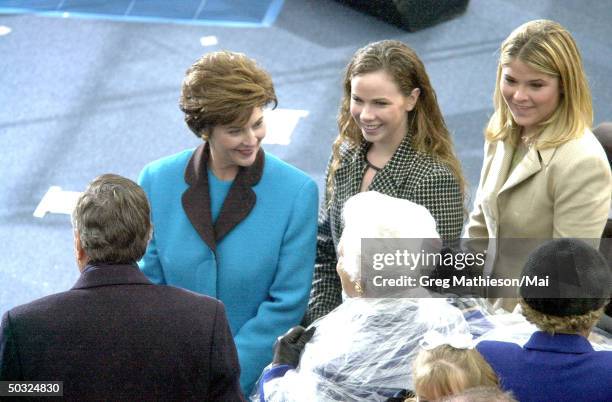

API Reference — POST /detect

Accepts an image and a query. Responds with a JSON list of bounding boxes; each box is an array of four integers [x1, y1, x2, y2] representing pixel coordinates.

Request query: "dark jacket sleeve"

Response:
[[208, 302, 245, 402], [0, 311, 22, 381], [303, 155, 344, 326], [303, 201, 343, 326]]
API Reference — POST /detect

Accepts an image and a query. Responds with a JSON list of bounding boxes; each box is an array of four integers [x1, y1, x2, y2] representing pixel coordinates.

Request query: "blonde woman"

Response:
[[305, 40, 465, 324], [465, 20, 611, 311], [138, 51, 318, 395], [467, 20, 611, 240]]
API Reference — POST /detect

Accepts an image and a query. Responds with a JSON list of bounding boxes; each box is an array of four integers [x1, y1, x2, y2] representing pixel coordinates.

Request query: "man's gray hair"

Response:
[[72, 174, 151, 265]]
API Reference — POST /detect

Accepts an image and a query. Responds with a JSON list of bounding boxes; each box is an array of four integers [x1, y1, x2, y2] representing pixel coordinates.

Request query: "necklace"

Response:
[[365, 156, 382, 172]]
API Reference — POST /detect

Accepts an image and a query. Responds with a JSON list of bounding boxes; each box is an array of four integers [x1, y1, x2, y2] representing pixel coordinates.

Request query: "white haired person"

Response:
[[251, 192, 471, 402], [336, 190, 441, 299]]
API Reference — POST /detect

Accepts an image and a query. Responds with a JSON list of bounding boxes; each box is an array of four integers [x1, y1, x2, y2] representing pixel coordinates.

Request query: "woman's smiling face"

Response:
[[350, 70, 419, 148], [500, 59, 561, 137], [207, 107, 266, 176]]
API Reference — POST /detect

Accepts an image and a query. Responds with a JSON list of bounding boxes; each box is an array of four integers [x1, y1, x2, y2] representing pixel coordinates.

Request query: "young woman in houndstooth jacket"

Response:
[[304, 40, 466, 324]]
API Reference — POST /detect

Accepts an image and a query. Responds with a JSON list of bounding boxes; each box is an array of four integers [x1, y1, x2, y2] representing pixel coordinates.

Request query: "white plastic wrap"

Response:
[[252, 297, 612, 402], [252, 298, 472, 402]]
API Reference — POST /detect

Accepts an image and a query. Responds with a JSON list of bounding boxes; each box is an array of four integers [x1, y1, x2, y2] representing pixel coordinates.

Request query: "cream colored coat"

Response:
[[467, 129, 611, 240], [466, 129, 611, 309]]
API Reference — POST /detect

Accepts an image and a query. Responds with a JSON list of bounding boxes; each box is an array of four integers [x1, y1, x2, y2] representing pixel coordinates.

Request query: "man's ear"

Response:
[[405, 87, 421, 112], [74, 230, 87, 270]]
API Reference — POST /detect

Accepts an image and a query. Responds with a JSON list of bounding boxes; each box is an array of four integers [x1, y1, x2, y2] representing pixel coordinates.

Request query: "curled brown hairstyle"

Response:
[[179, 50, 277, 139], [327, 40, 465, 201]]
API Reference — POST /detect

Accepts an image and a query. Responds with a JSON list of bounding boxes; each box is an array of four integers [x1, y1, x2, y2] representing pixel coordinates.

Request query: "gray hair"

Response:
[[72, 174, 151, 265]]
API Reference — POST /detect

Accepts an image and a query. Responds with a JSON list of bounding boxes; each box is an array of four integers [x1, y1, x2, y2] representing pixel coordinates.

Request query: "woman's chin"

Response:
[[232, 151, 258, 167]]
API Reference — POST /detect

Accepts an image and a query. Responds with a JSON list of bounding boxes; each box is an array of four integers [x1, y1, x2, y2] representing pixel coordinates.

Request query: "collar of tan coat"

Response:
[[494, 128, 561, 196]]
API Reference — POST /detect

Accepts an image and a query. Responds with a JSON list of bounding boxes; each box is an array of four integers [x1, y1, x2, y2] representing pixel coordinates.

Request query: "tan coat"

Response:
[[466, 129, 611, 309], [467, 129, 611, 239]]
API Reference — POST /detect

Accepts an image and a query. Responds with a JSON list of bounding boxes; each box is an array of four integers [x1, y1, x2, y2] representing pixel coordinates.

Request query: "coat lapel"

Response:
[[488, 139, 514, 193], [499, 146, 542, 194], [481, 139, 514, 222], [181, 143, 264, 253], [335, 142, 366, 202], [498, 128, 559, 195], [369, 133, 416, 198], [214, 148, 264, 241], [182, 144, 217, 252]]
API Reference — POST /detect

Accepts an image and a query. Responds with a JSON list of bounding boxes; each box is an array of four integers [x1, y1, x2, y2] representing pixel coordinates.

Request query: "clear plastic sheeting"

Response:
[[252, 298, 473, 402], [251, 297, 612, 401]]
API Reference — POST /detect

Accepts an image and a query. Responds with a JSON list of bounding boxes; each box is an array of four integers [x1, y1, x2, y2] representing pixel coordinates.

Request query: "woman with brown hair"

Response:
[[305, 40, 465, 324], [138, 51, 318, 395]]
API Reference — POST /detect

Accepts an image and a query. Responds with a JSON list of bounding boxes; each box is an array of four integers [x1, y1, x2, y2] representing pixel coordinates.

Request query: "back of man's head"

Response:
[[72, 174, 151, 265]]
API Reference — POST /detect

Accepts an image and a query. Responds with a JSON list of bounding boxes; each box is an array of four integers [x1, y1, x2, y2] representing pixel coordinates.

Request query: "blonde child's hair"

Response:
[[410, 345, 499, 401]]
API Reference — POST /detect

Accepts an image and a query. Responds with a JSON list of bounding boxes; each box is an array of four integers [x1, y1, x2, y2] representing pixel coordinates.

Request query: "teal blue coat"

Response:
[[138, 144, 318, 395]]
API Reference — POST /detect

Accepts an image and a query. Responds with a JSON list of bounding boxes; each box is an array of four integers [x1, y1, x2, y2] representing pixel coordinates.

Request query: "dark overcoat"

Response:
[[0, 264, 244, 401]]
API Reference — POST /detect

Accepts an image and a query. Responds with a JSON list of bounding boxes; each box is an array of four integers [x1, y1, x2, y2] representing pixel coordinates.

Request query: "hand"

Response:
[[272, 326, 316, 367]]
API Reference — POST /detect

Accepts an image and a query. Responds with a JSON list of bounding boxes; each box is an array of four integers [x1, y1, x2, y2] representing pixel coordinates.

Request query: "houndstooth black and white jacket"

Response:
[[303, 134, 465, 324]]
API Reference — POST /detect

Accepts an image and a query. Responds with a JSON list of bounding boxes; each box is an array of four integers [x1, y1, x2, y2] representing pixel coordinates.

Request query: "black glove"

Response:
[[272, 326, 316, 367]]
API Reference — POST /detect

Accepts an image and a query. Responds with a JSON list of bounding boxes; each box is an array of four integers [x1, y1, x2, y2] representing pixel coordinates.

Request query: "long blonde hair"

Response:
[[327, 40, 465, 201], [411, 345, 499, 401], [486, 19, 593, 148]]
